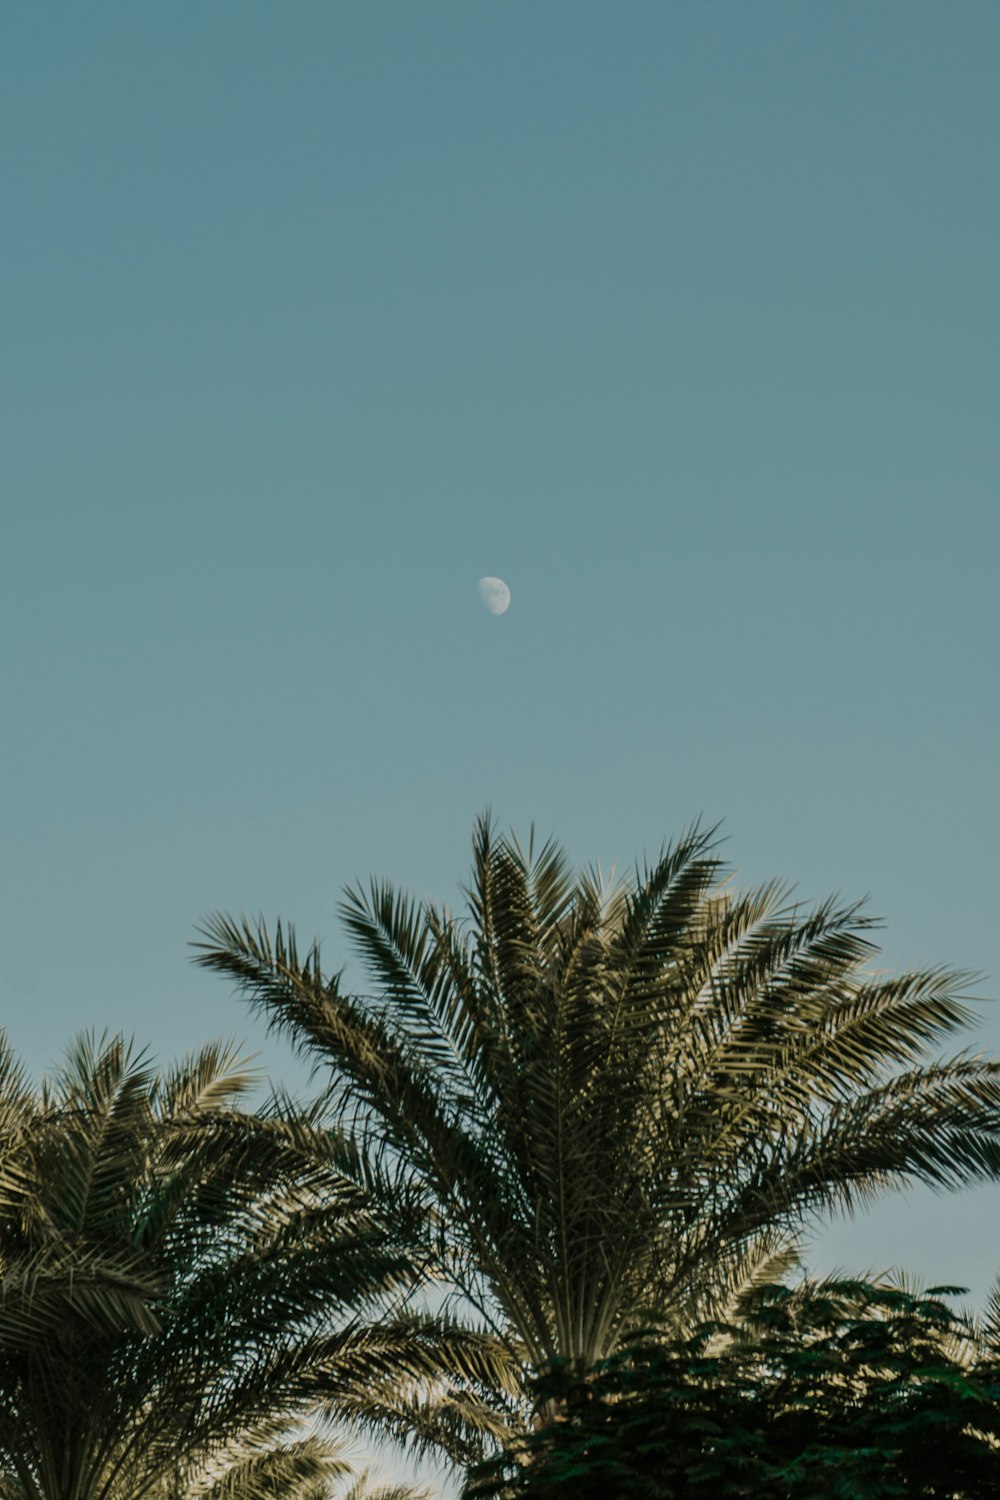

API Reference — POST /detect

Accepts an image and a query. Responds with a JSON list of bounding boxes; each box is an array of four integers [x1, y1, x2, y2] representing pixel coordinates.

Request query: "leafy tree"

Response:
[[195, 814, 1000, 1403], [0, 1032, 511, 1500], [465, 1278, 1000, 1499]]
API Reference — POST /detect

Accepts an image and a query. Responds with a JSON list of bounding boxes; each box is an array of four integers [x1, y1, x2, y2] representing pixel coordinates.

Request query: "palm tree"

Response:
[[0, 1032, 512, 1500], [195, 815, 1000, 1391]]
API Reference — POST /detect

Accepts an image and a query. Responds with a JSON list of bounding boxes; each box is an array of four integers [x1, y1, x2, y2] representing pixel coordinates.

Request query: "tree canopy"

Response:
[[0, 1032, 508, 1500], [466, 1278, 1000, 1499], [196, 814, 1000, 1394]]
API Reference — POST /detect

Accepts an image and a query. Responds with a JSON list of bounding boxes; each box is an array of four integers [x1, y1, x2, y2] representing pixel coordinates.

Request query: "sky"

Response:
[[2, 1, 999, 1490]]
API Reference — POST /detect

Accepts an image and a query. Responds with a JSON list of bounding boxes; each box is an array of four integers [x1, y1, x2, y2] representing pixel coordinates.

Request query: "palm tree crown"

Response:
[[0, 1032, 507, 1500], [196, 816, 1000, 1376]]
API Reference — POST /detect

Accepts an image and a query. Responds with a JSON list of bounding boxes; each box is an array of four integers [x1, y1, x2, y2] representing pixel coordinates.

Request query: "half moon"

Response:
[[478, 577, 511, 615]]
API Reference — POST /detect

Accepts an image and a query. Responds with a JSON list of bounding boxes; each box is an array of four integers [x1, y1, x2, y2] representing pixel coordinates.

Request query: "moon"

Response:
[[478, 576, 511, 615]]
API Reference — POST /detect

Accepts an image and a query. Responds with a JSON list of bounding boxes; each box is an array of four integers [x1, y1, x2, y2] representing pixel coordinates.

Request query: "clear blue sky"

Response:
[[2, 0, 998, 1482]]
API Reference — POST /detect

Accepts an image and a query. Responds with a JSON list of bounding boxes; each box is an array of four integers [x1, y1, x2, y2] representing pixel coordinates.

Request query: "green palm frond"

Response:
[[339, 1476, 431, 1500], [0, 1242, 163, 1347], [183, 1436, 353, 1500]]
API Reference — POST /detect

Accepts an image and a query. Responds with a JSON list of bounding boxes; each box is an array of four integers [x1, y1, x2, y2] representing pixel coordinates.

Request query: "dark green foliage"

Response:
[[466, 1280, 1000, 1499]]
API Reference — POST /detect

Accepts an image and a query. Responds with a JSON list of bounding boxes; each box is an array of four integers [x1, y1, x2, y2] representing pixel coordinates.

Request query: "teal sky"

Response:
[[3, 0, 999, 1443]]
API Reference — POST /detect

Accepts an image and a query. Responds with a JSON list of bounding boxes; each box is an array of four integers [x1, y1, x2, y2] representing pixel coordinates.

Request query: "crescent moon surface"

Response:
[[478, 576, 511, 615]]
